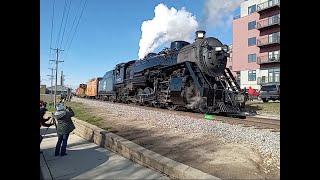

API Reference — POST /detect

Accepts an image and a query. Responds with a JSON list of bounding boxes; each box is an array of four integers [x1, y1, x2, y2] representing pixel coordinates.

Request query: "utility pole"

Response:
[[47, 67, 55, 102], [50, 48, 64, 108]]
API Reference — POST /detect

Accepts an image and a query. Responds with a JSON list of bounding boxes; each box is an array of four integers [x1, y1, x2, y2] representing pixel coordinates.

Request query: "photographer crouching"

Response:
[[53, 103, 75, 156]]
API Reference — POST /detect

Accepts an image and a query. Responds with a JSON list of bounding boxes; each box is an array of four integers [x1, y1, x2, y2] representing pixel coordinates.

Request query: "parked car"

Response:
[[259, 83, 280, 102]]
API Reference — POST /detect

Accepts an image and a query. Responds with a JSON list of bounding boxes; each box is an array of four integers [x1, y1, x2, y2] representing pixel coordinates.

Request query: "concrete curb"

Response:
[[71, 117, 220, 180]]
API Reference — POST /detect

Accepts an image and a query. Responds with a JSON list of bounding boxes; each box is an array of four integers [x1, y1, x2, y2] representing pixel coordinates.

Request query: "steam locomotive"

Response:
[[76, 31, 248, 118]]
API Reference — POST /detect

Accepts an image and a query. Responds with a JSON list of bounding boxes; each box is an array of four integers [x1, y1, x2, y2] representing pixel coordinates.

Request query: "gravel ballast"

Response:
[[73, 98, 280, 161]]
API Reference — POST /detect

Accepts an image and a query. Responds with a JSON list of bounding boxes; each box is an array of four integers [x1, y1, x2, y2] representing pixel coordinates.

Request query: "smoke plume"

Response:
[[138, 3, 198, 59], [203, 0, 242, 28]]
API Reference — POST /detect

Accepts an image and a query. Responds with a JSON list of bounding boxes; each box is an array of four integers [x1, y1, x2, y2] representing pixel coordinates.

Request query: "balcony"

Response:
[[257, 77, 266, 85], [257, 35, 280, 47], [257, 0, 280, 13], [257, 54, 280, 64], [257, 76, 280, 85], [257, 16, 280, 30]]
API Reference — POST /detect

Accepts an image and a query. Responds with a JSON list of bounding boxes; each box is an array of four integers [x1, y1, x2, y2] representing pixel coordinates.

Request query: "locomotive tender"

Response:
[[77, 31, 248, 118]]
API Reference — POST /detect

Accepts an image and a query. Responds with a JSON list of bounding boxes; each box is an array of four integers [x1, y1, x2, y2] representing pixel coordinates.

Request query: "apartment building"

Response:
[[232, 0, 280, 90]]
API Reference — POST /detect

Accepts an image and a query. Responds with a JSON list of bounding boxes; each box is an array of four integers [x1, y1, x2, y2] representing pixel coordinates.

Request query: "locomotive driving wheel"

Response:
[[184, 78, 209, 114], [134, 88, 144, 106], [167, 103, 178, 111], [198, 97, 209, 114]]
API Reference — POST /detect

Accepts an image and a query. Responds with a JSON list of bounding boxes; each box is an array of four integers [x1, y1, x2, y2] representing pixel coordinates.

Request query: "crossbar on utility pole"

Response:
[[50, 48, 64, 108]]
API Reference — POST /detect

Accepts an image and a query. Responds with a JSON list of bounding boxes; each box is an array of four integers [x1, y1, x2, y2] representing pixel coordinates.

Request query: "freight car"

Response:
[[75, 84, 87, 98], [78, 30, 248, 118], [85, 78, 102, 98]]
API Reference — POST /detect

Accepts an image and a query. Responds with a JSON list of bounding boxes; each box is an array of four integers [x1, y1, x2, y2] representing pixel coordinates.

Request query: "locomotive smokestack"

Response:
[[195, 30, 206, 41]]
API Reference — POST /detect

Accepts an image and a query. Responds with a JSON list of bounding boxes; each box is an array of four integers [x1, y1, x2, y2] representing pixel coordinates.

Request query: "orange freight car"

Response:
[[76, 84, 87, 97], [85, 78, 102, 98]]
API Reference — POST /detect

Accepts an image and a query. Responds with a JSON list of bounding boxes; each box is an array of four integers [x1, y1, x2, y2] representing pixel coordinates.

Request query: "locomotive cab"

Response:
[[115, 60, 137, 84], [115, 63, 125, 84], [170, 41, 190, 51]]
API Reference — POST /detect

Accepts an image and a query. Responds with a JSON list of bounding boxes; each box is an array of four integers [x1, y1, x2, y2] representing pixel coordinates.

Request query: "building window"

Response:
[[268, 32, 280, 43], [268, 0, 278, 7], [269, 14, 279, 25], [236, 72, 240, 78], [248, 37, 256, 46], [268, 50, 280, 61], [248, 5, 256, 14], [229, 66, 232, 70], [268, 68, 280, 83], [236, 71, 241, 84], [248, 21, 256, 30], [248, 53, 256, 62], [248, 70, 256, 81]]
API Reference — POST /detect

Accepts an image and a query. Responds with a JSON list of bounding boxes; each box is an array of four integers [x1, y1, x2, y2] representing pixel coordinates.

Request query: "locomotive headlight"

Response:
[[215, 47, 222, 51], [197, 32, 204, 38]]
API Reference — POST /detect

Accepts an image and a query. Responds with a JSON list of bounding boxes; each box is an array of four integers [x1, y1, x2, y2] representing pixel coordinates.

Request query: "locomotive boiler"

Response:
[[81, 30, 247, 118]]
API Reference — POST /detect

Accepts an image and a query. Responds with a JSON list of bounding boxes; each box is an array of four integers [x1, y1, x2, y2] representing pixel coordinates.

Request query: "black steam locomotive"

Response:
[[88, 31, 247, 118]]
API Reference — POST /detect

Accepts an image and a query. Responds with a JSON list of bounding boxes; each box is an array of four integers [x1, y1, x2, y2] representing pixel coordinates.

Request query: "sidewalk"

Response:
[[40, 126, 170, 179]]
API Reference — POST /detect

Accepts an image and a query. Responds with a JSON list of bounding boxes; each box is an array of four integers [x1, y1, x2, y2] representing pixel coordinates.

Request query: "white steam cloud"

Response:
[[203, 0, 242, 28], [138, 3, 198, 60]]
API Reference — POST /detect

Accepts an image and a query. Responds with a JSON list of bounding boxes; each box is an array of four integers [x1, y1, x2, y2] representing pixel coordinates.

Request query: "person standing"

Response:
[[60, 93, 67, 103], [53, 103, 75, 156]]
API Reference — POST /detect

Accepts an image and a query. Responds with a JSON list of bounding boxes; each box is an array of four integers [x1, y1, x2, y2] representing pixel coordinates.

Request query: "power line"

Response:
[[62, 0, 88, 60], [62, 0, 84, 54], [48, 0, 56, 64], [59, 0, 72, 49], [55, 0, 68, 49]]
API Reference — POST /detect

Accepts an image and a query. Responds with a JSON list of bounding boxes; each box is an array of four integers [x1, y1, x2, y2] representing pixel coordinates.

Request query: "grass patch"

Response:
[[47, 101, 111, 130], [47, 105, 56, 112], [245, 100, 280, 114]]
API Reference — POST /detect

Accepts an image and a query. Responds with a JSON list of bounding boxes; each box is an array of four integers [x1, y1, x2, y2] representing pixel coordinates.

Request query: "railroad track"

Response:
[[211, 116, 280, 132], [75, 97, 280, 132]]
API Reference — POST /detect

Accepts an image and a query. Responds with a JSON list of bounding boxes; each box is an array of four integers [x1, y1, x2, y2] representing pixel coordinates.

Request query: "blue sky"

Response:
[[40, 0, 240, 90]]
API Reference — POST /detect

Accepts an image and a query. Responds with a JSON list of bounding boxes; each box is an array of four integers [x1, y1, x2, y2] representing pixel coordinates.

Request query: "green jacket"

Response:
[[53, 109, 75, 136]]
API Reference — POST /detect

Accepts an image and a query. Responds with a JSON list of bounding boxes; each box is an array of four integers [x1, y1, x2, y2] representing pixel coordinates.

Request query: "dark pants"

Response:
[[55, 133, 70, 156]]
